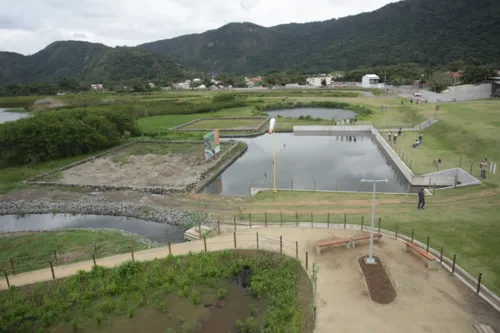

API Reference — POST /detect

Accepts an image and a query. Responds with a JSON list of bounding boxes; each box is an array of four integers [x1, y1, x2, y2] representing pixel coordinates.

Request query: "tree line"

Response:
[[0, 108, 138, 166]]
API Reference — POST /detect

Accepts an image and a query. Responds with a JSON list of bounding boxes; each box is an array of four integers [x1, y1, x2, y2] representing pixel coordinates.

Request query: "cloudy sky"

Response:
[[0, 0, 395, 55]]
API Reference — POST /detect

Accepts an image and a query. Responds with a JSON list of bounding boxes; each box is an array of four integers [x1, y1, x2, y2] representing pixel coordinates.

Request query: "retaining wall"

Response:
[[293, 125, 372, 132]]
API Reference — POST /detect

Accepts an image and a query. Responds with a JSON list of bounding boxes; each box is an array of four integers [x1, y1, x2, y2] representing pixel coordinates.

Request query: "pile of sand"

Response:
[[60, 153, 207, 187]]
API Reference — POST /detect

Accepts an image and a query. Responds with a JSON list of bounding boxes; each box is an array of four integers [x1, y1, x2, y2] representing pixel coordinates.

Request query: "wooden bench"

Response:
[[405, 241, 439, 270], [316, 238, 352, 254], [316, 233, 383, 254], [350, 233, 382, 247]]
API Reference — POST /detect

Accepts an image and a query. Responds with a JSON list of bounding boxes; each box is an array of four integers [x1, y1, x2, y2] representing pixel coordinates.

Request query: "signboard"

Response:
[[203, 129, 220, 161]]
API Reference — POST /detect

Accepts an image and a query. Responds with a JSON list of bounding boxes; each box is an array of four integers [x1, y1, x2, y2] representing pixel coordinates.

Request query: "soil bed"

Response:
[[358, 255, 396, 304], [51, 142, 228, 188]]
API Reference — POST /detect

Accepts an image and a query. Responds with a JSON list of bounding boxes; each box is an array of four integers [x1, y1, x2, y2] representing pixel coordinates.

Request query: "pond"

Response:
[[266, 107, 356, 120], [0, 108, 29, 123], [202, 132, 408, 196], [0, 214, 186, 243]]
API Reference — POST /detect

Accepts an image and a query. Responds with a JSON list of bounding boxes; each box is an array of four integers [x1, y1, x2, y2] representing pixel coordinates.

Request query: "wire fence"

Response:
[[225, 214, 500, 300]]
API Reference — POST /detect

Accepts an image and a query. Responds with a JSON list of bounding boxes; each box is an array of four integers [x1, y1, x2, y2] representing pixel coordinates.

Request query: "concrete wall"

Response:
[[293, 125, 372, 132], [422, 168, 481, 186], [418, 83, 492, 102]]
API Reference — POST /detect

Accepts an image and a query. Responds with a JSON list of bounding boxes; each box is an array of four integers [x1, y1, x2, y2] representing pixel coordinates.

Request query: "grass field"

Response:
[[0, 229, 159, 274], [181, 118, 266, 130]]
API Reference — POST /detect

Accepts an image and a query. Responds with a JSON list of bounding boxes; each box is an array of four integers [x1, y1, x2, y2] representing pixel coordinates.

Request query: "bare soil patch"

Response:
[[358, 255, 396, 304], [56, 143, 227, 188]]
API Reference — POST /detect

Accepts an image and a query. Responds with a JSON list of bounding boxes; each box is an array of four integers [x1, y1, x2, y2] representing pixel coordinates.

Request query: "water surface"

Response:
[[266, 107, 356, 120], [0, 214, 185, 243], [203, 132, 408, 195], [0, 108, 29, 123]]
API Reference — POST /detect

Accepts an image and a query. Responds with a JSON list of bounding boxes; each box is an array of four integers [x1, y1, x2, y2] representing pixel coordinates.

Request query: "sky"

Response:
[[0, 0, 396, 55]]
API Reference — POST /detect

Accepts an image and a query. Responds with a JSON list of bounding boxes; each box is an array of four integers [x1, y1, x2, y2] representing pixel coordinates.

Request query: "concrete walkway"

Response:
[[1, 226, 499, 333]]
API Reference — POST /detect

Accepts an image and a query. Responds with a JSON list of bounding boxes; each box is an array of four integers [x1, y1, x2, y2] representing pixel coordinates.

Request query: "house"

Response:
[[306, 76, 333, 87], [90, 84, 103, 90], [148, 82, 155, 88], [361, 74, 384, 88], [192, 78, 202, 83]]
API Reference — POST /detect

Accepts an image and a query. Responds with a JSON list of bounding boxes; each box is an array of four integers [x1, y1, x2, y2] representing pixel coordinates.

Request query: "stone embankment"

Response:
[[0, 200, 215, 228]]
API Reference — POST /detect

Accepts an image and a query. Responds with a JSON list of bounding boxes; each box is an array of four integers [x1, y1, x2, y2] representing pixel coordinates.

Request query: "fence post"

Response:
[[53, 250, 58, 264], [234, 232, 237, 249], [256, 232, 259, 249], [327, 213, 330, 228], [217, 220, 220, 235], [3, 269, 10, 288], [234, 216, 236, 231], [296, 241, 298, 259], [311, 212, 313, 227], [306, 252, 309, 271], [344, 214, 347, 229], [440, 246, 443, 263], [433, 183, 436, 195], [280, 236, 283, 254], [264, 212, 267, 227], [280, 212, 283, 227], [92, 254, 97, 267], [395, 223, 398, 239], [130, 246, 135, 262], [203, 236, 207, 252], [452, 254, 456, 273], [477, 273, 482, 294], [296, 212, 298, 226], [49, 260, 55, 279], [426, 236, 430, 252], [470, 162, 473, 175], [411, 229, 414, 243], [360, 216, 363, 230], [378, 218, 381, 232], [10, 258, 15, 275], [459, 156, 462, 168], [168, 241, 172, 255]]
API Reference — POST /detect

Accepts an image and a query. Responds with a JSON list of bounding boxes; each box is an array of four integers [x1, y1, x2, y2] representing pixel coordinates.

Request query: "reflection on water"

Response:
[[203, 133, 409, 196], [265, 108, 356, 120], [0, 108, 29, 123], [0, 214, 186, 243]]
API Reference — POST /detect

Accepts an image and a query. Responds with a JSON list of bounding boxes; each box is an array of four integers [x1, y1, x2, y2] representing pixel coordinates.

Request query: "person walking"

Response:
[[418, 133, 423, 143], [388, 131, 392, 142], [393, 132, 397, 144], [480, 158, 488, 180], [417, 188, 426, 209]]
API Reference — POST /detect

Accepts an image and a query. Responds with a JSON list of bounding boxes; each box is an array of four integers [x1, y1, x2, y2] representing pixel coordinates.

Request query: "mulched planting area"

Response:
[[358, 255, 397, 304]]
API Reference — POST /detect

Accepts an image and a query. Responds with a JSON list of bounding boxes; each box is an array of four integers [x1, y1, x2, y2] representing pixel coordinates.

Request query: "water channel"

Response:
[[0, 214, 186, 243], [0, 108, 29, 124]]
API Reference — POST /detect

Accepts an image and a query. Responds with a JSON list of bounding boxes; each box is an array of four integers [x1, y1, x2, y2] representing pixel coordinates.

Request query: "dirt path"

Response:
[[1, 226, 498, 332]]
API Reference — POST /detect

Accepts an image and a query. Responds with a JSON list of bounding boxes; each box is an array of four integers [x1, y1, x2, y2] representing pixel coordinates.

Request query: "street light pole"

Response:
[[360, 178, 388, 264], [269, 118, 277, 193]]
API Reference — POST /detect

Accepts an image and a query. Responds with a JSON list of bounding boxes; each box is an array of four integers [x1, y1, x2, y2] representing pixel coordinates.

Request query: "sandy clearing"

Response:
[[59, 153, 206, 187], [1, 227, 498, 332]]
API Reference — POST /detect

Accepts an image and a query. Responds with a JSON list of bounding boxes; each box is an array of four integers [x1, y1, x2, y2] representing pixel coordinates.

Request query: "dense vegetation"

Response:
[[256, 101, 373, 118], [0, 41, 197, 86], [140, 0, 500, 74], [0, 108, 138, 166], [0, 250, 313, 333]]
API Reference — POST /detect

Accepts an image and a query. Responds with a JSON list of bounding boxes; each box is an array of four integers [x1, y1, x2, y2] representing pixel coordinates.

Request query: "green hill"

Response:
[[139, 0, 500, 74], [0, 41, 196, 85]]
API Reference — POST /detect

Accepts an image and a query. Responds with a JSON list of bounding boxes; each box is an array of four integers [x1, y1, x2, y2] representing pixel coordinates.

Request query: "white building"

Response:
[[361, 74, 385, 88], [306, 76, 333, 87], [90, 84, 103, 90]]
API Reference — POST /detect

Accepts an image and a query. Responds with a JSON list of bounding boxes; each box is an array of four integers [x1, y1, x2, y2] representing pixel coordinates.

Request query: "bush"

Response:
[[212, 93, 236, 103], [0, 108, 138, 167]]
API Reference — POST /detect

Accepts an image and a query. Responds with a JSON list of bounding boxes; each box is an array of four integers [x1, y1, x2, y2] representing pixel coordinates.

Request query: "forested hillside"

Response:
[[140, 0, 500, 74]]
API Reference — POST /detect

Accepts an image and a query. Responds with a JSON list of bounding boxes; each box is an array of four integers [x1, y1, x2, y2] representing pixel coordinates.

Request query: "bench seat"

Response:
[[316, 238, 352, 254], [405, 241, 438, 270]]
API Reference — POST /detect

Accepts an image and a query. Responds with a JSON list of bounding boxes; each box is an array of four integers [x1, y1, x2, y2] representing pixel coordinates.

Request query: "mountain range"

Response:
[[1, 0, 499, 85]]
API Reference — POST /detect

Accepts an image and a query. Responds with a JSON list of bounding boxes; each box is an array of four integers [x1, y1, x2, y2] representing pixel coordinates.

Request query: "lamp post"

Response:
[[269, 118, 277, 193], [360, 178, 388, 264]]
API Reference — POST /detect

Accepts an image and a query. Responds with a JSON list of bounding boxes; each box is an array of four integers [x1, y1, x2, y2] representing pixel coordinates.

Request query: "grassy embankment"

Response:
[[0, 229, 160, 274]]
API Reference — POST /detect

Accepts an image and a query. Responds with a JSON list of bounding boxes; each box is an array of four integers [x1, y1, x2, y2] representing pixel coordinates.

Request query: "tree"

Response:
[[321, 79, 327, 86], [461, 65, 495, 84], [429, 72, 453, 92]]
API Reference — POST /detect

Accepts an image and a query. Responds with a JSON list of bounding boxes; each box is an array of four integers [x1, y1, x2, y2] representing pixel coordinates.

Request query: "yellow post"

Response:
[[273, 132, 277, 193]]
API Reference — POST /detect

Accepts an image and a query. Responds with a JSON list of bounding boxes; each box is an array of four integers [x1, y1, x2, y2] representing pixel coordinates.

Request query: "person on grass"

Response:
[[480, 158, 488, 180], [418, 188, 426, 210]]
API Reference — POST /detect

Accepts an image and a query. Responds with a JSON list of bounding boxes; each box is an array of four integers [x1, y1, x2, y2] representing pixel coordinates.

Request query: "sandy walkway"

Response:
[[1, 227, 498, 332]]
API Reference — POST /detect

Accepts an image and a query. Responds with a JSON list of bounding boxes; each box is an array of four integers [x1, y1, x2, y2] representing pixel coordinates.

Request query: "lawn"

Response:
[[181, 118, 266, 130], [0, 250, 313, 333], [0, 229, 160, 274]]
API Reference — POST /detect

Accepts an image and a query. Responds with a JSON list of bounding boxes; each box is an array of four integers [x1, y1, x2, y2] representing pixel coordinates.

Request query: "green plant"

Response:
[[176, 315, 185, 325], [216, 288, 227, 300]]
